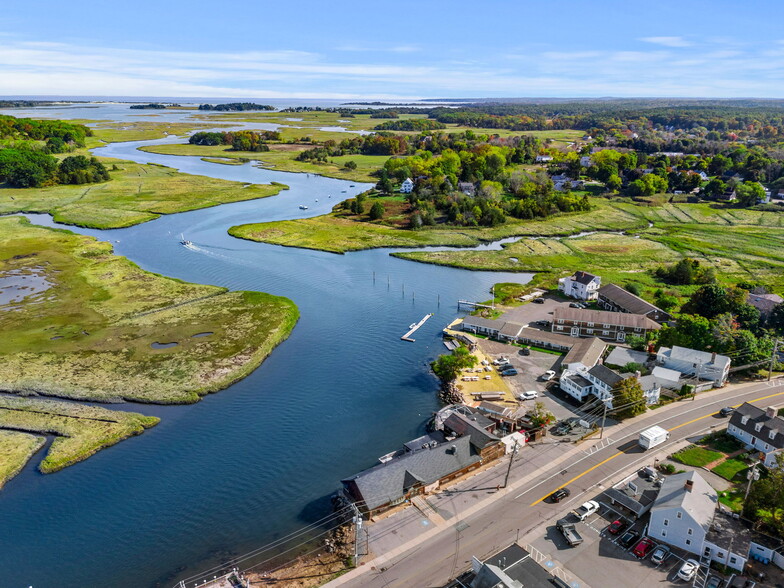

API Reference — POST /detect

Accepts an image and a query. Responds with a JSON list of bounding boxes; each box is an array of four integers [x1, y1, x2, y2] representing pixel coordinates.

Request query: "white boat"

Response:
[[299, 205, 308, 210], [179, 233, 193, 247]]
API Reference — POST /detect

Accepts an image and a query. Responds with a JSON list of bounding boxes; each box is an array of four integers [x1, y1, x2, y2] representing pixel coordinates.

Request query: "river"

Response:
[[0, 119, 531, 588]]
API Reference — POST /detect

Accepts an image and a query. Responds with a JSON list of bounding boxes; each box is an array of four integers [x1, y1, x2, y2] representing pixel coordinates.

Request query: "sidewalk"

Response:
[[325, 377, 784, 587]]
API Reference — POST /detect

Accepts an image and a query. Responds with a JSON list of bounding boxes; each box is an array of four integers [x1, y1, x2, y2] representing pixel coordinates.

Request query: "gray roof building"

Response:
[[651, 471, 717, 535], [553, 307, 662, 331], [597, 283, 672, 323], [444, 412, 501, 451], [747, 292, 783, 317], [562, 336, 606, 368], [443, 544, 556, 588], [588, 364, 624, 388], [729, 403, 784, 451], [342, 435, 480, 512]]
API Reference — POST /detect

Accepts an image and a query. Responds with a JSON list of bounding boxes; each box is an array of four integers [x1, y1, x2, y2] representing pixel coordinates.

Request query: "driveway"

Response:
[[498, 295, 574, 327]]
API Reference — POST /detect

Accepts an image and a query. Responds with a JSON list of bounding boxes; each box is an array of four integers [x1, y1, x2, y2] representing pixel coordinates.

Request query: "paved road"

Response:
[[329, 378, 784, 588]]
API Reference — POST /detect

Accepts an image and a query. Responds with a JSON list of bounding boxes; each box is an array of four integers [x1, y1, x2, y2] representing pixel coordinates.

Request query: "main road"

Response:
[[329, 378, 784, 588]]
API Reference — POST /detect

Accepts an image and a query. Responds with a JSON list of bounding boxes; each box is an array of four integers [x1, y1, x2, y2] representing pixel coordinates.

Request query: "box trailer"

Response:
[[639, 426, 670, 450]]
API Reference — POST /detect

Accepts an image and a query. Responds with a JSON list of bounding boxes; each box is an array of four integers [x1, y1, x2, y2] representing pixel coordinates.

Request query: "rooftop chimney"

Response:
[[711, 352, 717, 363], [766, 406, 777, 419], [685, 479, 694, 492]]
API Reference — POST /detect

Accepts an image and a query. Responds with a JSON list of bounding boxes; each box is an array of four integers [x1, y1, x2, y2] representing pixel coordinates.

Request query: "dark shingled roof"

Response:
[[729, 403, 784, 450], [563, 336, 606, 367], [341, 436, 479, 511], [588, 364, 624, 387], [553, 307, 662, 330], [444, 412, 501, 450], [572, 270, 599, 285], [598, 283, 668, 317]]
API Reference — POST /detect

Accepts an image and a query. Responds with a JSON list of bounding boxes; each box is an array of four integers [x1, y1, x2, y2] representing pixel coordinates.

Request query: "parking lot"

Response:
[[530, 500, 703, 588]]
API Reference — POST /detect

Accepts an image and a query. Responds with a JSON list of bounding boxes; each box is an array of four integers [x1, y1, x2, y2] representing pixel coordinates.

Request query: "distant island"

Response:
[[129, 103, 181, 110], [198, 102, 275, 112]]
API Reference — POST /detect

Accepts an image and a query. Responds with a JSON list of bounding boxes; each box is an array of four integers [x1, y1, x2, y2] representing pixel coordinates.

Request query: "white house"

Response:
[[558, 271, 601, 301], [727, 403, 784, 468], [656, 346, 730, 387], [400, 178, 414, 193], [648, 471, 717, 556], [580, 156, 593, 167], [558, 364, 660, 406], [535, 155, 553, 163]]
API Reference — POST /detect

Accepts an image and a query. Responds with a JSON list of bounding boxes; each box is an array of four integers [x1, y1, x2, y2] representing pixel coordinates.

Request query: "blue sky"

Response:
[[2, 0, 784, 99]]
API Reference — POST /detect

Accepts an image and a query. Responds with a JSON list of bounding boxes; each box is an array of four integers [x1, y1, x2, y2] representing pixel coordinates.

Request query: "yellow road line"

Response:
[[530, 452, 622, 506], [530, 389, 784, 507]]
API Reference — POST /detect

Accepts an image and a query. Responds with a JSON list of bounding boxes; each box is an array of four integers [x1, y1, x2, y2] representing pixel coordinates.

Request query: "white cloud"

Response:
[[640, 36, 693, 48]]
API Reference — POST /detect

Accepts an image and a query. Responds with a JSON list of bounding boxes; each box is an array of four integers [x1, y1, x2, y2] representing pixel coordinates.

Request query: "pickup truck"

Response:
[[556, 519, 584, 547], [573, 500, 600, 521]]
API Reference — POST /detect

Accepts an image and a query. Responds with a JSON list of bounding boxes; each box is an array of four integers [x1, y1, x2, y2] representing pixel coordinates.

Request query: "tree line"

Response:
[[0, 150, 109, 188], [197, 103, 275, 111], [188, 130, 281, 152]]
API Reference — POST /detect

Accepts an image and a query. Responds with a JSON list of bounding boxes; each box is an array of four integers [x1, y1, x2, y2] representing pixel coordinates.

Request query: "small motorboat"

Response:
[[179, 233, 193, 247], [299, 205, 308, 210]]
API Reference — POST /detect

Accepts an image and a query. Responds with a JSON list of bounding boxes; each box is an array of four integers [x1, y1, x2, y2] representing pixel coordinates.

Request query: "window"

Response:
[[587, 329, 594, 334], [730, 556, 737, 565], [717, 552, 724, 559], [663, 519, 669, 526], [557, 326, 564, 331], [686, 539, 692, 546], [770, 430, 777, 440], [676, 512, 682, 519], [704, 547, 712, 556], [765, 444, 770, 451], [687, 528, 693, 535], [603, 323, 610, 328], [742, 415, 749, 425], [661, 530, 667, 537], [558, 319, 564, 324], [603, 330, 610, 336], [587, 322, 594, 327], [755, 423, 763, 432], [634, 327, 641, 332]]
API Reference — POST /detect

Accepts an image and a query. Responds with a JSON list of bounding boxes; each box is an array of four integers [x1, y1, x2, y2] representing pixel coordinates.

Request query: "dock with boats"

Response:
[[401, 313, 433, 342]]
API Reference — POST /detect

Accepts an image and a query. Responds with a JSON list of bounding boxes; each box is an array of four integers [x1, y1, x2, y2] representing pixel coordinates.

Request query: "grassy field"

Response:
[[139, 142, 385, 182], [711, 458, 749, 481], [0, 396, 158, 474], [0, 158, 286, 229], [0, 430, 45, 489], [89, 120, 229, 143], [0, 217, 299, 403]]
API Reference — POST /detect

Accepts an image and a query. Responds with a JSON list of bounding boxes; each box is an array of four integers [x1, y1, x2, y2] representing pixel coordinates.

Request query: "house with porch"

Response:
[[558, 364, 661, 406], [558, 271, 602, 301], [727, 403, 784, 468], [656, 346, 730, 387]]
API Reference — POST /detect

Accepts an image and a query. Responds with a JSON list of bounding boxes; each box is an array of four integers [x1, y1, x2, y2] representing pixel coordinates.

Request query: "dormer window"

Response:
[[741, 415, 750, 425], [770, 430, 777, 440], [755, 423, 763, 432]]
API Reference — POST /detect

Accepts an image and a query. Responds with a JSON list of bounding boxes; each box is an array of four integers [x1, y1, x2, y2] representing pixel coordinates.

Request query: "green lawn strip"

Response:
[[0, 217, 299, 403], [0, 430, 46, 488], [671, 445, 724, 467], [0, 159, 286, 229], [711, 458, 749, 481], [717, 489, 745, 513], [0, 396, 158, 473]]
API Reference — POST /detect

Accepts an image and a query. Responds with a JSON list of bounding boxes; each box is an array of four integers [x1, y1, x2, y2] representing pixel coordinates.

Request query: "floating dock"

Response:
[[401, 313, 433, 342]]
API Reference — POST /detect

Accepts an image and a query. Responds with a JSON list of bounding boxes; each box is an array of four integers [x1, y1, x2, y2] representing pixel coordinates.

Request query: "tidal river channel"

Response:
[[1, 134, 531, 588]]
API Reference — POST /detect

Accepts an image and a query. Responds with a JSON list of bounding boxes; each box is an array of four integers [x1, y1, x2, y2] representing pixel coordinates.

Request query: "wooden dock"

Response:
[[401, 313, 433, 342]]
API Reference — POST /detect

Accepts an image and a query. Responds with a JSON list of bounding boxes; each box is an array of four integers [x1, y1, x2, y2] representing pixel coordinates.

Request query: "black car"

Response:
[[533, 298, 545, 304], [719, 406, 735, 417], [618, 530, 640, 548], [549, 487, 571, 503], [519, 347, 531, 356], [554, 421, 573, 436]]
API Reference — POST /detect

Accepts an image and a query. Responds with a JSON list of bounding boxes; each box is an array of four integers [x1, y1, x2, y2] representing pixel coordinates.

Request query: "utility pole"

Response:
[[744, 462, 760, 501], [491, 285, 495, 310], [502, 440, 519, 488], [599, 398, 609, 439], [350, 502, 362, 567], [769, 340, 780, 382]]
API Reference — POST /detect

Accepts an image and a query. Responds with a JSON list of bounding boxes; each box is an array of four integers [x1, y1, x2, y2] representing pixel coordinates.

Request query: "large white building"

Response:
[[400, 178, 414, 193], [559, 364, 661, 406], [656, 346, 730, 387], [557, 271, 601, 301], [727, 403, 784, 468]]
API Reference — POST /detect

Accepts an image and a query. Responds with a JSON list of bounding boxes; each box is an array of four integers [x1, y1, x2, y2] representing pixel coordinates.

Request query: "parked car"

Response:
[[501, 369, 518, 376], [631, 537, 655, 559], [573, 500, 600, 521], [607, 519, 627, 535], [719, 406, 735, 417], [569, 302, 581, 308], [548, 487, 570, 503], [650, 544, 670, 565], [519, 347, 530, 356], [705, 575, 723, 588], [554, 421, 573, 436], [541, 370, 557, 381], [618, 530, 639, 548], [533, 298, 545, 304], [518, 390, 538, 401], [493, 357, 509, 365], [677, 559, 700, 581]]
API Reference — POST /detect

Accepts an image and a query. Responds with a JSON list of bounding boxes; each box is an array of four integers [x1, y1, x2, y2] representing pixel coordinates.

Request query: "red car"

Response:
[[632, 537, 656, 559], [607, 519, 627, 535]]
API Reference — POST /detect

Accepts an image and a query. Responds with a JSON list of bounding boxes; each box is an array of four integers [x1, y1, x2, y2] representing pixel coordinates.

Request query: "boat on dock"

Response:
[[401, 313, 433, 342]]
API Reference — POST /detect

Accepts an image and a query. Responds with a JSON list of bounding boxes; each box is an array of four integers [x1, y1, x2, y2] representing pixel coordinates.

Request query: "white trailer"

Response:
[[639, 425, 670, 450]]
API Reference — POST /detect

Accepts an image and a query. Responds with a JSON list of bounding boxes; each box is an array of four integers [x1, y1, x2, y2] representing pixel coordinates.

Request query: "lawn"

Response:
[[0, 158, 286, 229], [718, 489, 745, 513], [671, 445, 724, 467], [0, 217, 299, 404], [712, 458, 749, 481]]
